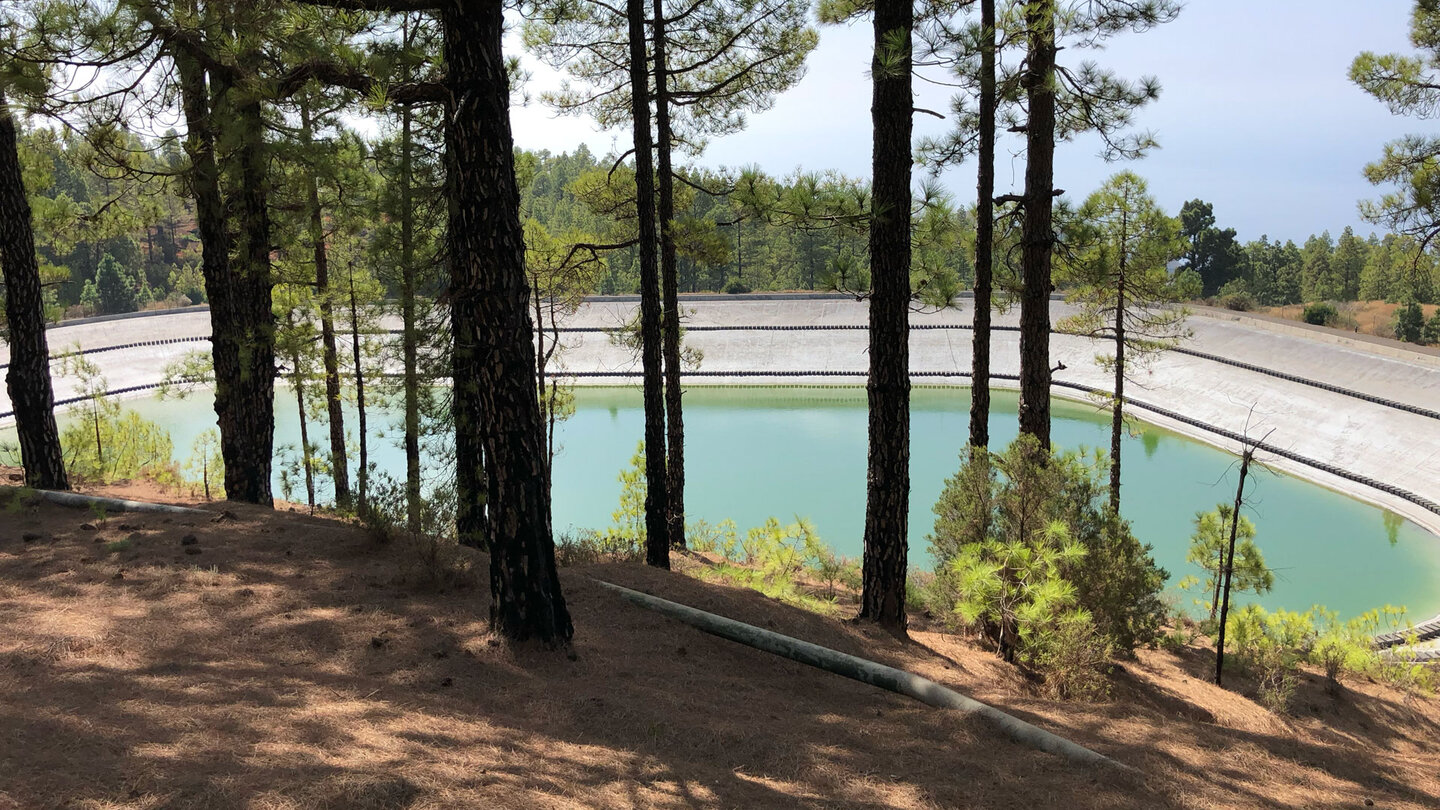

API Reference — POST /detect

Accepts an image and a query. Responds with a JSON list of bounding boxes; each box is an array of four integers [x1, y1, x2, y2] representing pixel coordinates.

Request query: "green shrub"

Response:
[[1173, 269, 1204, 301], [62, 408, 177, 486], [554, 529, 644, 566], [607, 441, 649, 546], [687, 518, 740, 558], [806, 535, 860, 600], [724, 280, 752, 295], [1308, 606, 1377, 694], [930, 437, 1168, 662], [1425, 310, 1440, 344], [1302, 302, 1339, 326], [1217, 290, 1256, 311], [1224, 604, 1313, 712], [1396, 300, 1426, 343], [58, 351, 178, 487], [1178, 504, 1273, 625], [1032, 612, 1115, 701], [1351, 606, 1436, 701]]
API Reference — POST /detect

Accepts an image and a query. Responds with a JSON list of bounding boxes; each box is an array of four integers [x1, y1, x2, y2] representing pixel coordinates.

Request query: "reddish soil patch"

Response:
[[0, 479, 1436, 808]]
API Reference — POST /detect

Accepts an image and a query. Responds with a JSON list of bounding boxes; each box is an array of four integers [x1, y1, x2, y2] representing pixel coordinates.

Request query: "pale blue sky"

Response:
[[509, 0, 1427, 245]]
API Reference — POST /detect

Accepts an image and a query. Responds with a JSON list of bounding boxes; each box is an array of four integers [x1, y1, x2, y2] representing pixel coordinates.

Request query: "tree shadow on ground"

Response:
[[1, 496, 1435, 808]]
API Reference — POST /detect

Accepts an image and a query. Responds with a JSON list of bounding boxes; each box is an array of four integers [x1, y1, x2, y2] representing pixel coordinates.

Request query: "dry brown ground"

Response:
[[1259, 300, 1439, 340], [0, 475, 1436, 809]]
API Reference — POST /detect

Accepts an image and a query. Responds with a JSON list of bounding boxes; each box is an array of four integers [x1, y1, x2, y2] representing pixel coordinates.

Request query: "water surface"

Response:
[[15, 385, 1439, 621]]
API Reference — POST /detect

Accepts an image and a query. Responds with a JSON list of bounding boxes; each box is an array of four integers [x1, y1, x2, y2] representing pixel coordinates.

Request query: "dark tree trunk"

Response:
[[175, 48, 274, 506], [289, 334, 316, 510], [1214, 445, 1255, 686], [400, 102, 423, 532], [1018, 0, 1056, 451], [228, 98, 279, 504], [859, 0, 912, 637], [627, 0, 670, 569], [0, 88, 68, 490], [1110, 221, 1127, 514], [302, 103, 350, 510], [347, 264, 368, 514], [653, 0, 686, 551], [443, 3, 572, 644], [969, 0, 995, 452]]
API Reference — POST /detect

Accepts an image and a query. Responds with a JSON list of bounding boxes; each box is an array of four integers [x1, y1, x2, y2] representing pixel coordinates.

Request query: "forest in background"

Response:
[[13, 123, 1440, 327]]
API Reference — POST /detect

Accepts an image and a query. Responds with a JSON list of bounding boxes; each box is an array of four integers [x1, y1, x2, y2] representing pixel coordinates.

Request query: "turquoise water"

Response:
[[16, 385, 1440, 620]]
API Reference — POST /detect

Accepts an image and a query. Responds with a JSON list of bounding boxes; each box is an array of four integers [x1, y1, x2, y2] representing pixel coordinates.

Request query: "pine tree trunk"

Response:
[[229, 97, 278, 505], [0, 89, 68, 490], [347, 266, 368, 514], [627, 0, 670, 569], [1215, 448, 1254, 686], [443, 4, 572, 644], [1018, 0, 1057, 451], [291, 340, 315, 510], [653, 0, 686, 551], [400, 102, 422, 532], [175, 48, 273, 506], [969, 0, 996, 452], [1110, 219, 1127, 514], [859, 0, 913, 637], [302, 103, 350, 510]]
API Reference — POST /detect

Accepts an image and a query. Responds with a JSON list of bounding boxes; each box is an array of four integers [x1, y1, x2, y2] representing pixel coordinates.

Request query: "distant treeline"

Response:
[[12, 127, 1440, 323]]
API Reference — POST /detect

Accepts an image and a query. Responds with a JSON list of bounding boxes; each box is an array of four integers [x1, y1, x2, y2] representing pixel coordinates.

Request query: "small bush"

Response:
[[930, 437, 1167, 666], [724, 280, 751, 295], [104, 539, 132, 553], [1033, 613, 1114, 701], [1218, 291, 1256, 311], [1396, 300, 1426, 343], [554, 529, 644, 566], [687, 518, 740, 559], [1224, 604, 1312, 713], [1302, 302, 1339, 326], [1173, 268, 1204, 301], [1157, 626, 1193, 652]]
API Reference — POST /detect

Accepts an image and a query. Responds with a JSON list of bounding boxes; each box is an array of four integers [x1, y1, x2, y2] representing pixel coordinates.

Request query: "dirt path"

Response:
[[0, 484, 1436, 809]]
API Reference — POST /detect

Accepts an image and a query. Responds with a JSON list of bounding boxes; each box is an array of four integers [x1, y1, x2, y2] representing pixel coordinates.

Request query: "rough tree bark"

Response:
[[0, 88, 68, 490], [229, 96, 279, 504], [969, 0, 995, 452], [1018, 0, 1057, 451], [627, 0, 670, 569], [444, 2, 572, 643], [653, 0, 686, 551], [174, 47, 274, 506], [859, 0, 913, 637]]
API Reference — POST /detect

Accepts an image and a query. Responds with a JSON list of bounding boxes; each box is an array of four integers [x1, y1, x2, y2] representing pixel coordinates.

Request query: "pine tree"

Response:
[[93, 253, 137, 315], [1059, 171, 1188, 515], [859, 0, 915, 636], [1352, 1, 1440, 248], [0, 78, 68, 490], [525, 0, 818, 552], [1180, 504, 1272, 622], [930, 1, 1179, 450]]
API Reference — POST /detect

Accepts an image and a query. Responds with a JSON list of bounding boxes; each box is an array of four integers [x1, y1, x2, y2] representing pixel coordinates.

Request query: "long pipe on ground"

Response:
[[29, 489, 209, 516], [592, 579, 1134, 772]]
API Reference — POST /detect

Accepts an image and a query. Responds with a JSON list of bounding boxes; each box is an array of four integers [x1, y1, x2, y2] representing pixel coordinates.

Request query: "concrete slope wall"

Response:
[[3, 297, 1437, 534]]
